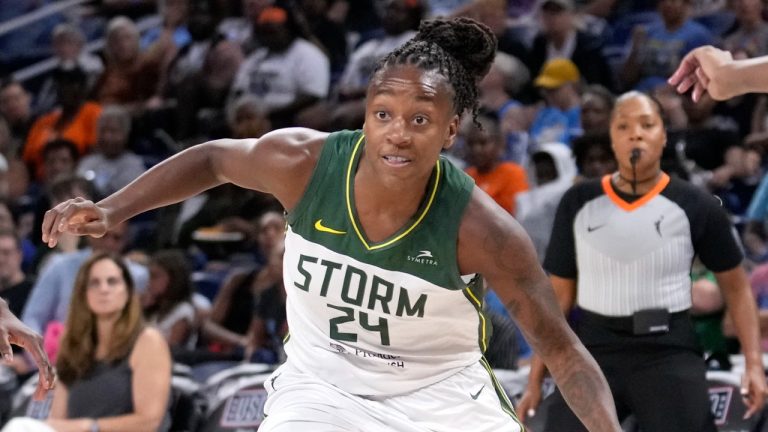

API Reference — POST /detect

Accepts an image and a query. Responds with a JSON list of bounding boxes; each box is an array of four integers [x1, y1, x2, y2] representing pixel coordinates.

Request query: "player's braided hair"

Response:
[[374, 17, 497, 123]]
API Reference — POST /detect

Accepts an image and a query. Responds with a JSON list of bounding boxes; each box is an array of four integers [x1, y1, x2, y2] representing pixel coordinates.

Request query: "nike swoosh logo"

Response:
[[587, 224, 606, 232], [314, 219, 346, 235], [471, 385, 484, 400]]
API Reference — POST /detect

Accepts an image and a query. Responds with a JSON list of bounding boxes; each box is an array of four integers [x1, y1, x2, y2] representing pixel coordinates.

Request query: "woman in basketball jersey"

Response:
[[40, 18, 621, 432], [517, 91, 766, 431]]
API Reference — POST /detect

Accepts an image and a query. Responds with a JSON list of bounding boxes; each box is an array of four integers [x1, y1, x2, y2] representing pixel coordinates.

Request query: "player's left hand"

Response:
[[741, 363, 767, 419]]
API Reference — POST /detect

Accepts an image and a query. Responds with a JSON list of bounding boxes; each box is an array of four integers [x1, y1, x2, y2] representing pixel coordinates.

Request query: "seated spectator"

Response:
[[142, 249, 196, 350], [478, 52, 531, 164], [23, 67, 101, 181], [0, 80, 37, 150], [93, 17, 172, 111], [580, 84, 614, 135], [35, 23, 104, 114], [0, 229, 33, 318], [294, 0, 349, 79], [3, 253, 171, 432], [722, 0, 768, 60], [140, 0, 191, 50], [173, 39, 245, 141], [572, 132, 616, 181], [305, 0, 423, 130], [516, 142, 577, 262], [527, 0, 615, 91], [526, 58, 583, 147], [200, 210, 284, 357], [243, 239, 287, 364], [230, 6, 330, 129], [620, 0, 714, 91], [77, 105, 147, 197], [22, 221, 149, 340], [463, 114, 529, 215], [743, 173, 768, 263]]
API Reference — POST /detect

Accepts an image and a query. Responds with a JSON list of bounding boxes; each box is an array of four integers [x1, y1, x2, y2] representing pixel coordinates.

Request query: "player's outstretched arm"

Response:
[[458, 189, 620, 432], [42, 128, 328, 247], [669, 46, 768, 102]]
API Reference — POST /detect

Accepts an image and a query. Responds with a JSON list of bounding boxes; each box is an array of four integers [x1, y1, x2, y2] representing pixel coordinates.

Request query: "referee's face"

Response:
[[609, 93, 666, 176]]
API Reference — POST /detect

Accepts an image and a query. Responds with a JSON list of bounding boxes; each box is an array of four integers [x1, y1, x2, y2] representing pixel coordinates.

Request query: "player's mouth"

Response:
[[382, 155, 411, 167]]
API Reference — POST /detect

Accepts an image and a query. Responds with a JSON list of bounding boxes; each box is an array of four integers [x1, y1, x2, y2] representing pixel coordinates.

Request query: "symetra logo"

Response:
[[407, 250, 438, 266], [314, 219, 346, 235]]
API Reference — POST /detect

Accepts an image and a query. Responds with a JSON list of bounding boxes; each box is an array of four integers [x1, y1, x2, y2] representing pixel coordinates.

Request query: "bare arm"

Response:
[[516, 275, 577, 421], [458, 190, 619, 432], [714, 266, 766, 418], [42, 128, 328, 246], [669, 46, 768, 101]]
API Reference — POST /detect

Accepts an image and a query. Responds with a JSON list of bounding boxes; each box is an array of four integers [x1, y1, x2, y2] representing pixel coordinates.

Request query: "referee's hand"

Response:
[[741, 364, 767, 419]]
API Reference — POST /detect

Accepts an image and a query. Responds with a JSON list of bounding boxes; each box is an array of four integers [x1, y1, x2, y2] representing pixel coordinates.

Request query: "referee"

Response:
[[516, 91, 766, 431]]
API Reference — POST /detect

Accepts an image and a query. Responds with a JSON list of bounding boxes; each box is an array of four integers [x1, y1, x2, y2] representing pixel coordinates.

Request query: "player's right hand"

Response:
[[41, 197, 109, 248], [515, 385, 542, 423]]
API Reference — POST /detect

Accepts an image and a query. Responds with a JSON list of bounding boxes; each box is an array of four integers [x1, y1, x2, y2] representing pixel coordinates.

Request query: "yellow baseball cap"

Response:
[[534, 58, 580, 89]]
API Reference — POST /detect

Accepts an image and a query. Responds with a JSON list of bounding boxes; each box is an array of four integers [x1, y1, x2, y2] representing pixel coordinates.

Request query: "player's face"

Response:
[[610, 94, 666, 174], [362, 65, 459, 184]]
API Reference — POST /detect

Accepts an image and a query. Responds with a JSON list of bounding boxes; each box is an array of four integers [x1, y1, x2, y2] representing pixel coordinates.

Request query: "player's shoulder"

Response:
[[661, 175, 723, 210]]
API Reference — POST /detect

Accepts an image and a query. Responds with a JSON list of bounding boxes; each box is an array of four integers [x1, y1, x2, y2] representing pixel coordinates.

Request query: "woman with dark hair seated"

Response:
[[3, 252, 171, 432]]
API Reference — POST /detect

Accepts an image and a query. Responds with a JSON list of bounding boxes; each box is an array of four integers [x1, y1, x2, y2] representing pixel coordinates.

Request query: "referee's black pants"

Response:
[[541, 310, 717, 432]]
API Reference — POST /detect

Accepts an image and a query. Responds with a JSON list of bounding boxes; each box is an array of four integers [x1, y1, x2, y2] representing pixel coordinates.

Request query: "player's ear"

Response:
[[443, 115, 460, 150]]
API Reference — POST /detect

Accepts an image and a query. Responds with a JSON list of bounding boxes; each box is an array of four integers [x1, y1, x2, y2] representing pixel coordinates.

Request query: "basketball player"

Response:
[[41, 18, 621, 432]]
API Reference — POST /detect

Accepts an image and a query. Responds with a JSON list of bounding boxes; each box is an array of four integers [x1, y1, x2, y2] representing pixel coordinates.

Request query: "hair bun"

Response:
[[415, 17, 496, 80]]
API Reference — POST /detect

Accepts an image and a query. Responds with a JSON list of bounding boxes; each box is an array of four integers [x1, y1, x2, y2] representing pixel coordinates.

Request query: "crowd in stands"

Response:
[[0, 0, 767, 428]]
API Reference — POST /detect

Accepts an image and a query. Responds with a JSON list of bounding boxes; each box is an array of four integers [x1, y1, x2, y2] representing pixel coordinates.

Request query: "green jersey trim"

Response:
[[344, 133, 441, 251], [480, 357, 524, 430]]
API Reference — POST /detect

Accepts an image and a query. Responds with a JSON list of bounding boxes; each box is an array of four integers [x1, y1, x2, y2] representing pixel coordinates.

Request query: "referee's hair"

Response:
[[612, 91, 666, 123], [373, 17, 497, 124]]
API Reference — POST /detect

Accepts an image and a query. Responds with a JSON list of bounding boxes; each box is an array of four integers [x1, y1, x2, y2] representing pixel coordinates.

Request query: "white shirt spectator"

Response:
[[77, 152, 147, 197], [231, 38, 329, 113]]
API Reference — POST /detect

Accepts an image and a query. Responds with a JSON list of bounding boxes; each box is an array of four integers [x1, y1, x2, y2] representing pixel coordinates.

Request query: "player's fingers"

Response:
[[70, 220, 106, 237], [694, 66, 710, 89], [0, 327, 12, 364], [13, 331, 54, 401], [692, 82, 706, 103], [674, 74, 696, 94], [668, 53, 698, 85]]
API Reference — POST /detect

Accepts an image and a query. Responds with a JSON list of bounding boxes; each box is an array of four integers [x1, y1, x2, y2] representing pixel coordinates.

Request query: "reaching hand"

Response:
[[41, 198, 109, 248], [515, 385, 542, 423], [741, 363, 767, 419], [668, 46, 735, 102], [0, 300, 55, 400]]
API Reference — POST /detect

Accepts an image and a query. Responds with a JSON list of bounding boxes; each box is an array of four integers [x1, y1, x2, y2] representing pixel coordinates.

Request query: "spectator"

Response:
[[22, 222, 149, 338], [478, 52, 531, 164], [173, 39, 245, 141], [200, 210, 284, 358], [3, 253, 171, 432], [140, 0, 191, 50], [621, 0, 714, 91], [93, 16, 171, 110], [463, 114, 529, 215], [515, 142, 577, 262], [142, 249, 195, 350], [326, 0, 424, 129], [580, 84, 614, 135], [36, 23, 104, 114], [528, 58, 583, 146], [23, 67, 101, 182], [230, 6, 330, 129], [77, 106, 146, 197], [722, 0, 768, 60], [243, 239, 287, 364], [572, 132, 616, 180], [527, 0, 615, 91], [0, 229, 33, 318], [0, 80, 36, 151], [227, 95, 272, 139]]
